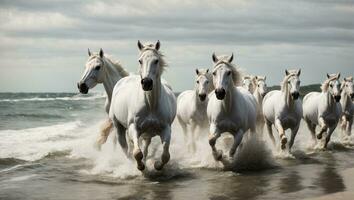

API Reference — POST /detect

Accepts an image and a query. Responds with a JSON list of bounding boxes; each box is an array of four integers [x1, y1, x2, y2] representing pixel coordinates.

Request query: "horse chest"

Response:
[[135, 113, 165, 133]]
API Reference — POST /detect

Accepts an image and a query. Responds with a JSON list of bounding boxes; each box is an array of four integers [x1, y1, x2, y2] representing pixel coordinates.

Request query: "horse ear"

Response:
[[195, 69, 199, 75], [264, 76, 267, 81], [297, 69, 301, 76], [228, 53, 234, 63], [285, 70, 290, 76], [137, 40, 144, 51], [337, 73, 341, 79], [327, 73, 330, 79], [99, 48, 104, 58], [88, 48, 91, 56], [155, 40, 160, 51], [212, 53, 218, 63]]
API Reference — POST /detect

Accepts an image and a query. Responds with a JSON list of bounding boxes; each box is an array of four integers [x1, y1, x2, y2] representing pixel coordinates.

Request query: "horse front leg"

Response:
[[208, 124, 222, 161], [317, 117, 327, 139], [128, 124, 144, 171], [324, 125, 336, 149], [154, 126, 171, 170], [346, 118, 353, 136], [229, 129, 244, 158], [275, 119, 287, 150], [289, 123, 300, 151]]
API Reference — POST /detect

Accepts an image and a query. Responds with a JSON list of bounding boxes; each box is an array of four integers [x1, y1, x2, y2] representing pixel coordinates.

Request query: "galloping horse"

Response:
[[109, 40, 176, 171], [303, 73, 342, 148], [263, 69, 302, 151], [177, 68, 214, 152], [253, 76, 268, 133], [207, 53, 257, 162], [77, 49, 129, 149], [242, 75, 256, 93], [340, 76, 354, 137]]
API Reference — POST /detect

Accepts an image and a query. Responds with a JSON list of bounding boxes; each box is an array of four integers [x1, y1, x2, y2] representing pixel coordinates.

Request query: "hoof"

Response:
[[134, 150, 143, 161], [137, 163, 145, 171], [281, 137, 287, 150], [154, 161, 164, 171], [213, 150, 223, 161], [229, 149, 236, 158]]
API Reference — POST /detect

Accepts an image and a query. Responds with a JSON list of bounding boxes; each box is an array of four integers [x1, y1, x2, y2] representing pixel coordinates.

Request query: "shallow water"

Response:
[[1, 93, 354, 200]]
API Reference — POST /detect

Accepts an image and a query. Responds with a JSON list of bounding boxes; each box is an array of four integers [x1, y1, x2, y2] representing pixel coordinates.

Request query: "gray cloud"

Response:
[[0, 0, 354, 92]]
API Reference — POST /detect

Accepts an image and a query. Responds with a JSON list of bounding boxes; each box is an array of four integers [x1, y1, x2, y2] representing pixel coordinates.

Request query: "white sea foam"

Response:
[[0, 93, 106, 102]]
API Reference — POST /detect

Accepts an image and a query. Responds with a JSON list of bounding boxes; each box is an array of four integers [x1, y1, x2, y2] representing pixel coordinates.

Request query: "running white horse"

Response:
[[207, 53, 257, 161], [109, 40, 176, 171], [263, 69, 302, 151], [177, 68, 214, 152], [253, 76, 268, 133], [77, 49, 129, 149], [303, 73, 342, 148], [339, 76, 354, 137], [242, 75, 256, 93]]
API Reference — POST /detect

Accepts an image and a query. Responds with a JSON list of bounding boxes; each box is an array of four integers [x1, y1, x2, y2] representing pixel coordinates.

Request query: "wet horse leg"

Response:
[[154, 126, 171, 170], [317, 117, 327, 139], [208, 124, 222, 161], [275, 119, 287, 149], [229, 129, 244, 158], [128, 124, 144, 171]]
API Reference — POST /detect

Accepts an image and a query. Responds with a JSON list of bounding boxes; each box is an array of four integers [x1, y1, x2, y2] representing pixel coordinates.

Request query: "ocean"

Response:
[[0, 92, 354, 200]]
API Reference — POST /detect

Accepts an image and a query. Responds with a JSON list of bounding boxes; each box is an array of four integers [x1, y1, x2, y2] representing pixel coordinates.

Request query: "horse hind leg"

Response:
[[114, 118, 129, 157], [154, 126, 171, 170]]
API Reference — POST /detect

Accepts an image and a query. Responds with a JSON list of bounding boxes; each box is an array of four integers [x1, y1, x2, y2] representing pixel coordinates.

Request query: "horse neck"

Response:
[[253, 87, 263, 106], [221, 82, 235, 112], [341, 90, 351, 112], [144, 75, 162, 111], [102, 59, 124, 100], [323, 90, 335, 109]]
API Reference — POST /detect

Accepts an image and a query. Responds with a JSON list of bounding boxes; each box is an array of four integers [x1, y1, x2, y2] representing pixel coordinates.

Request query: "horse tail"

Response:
[[94, 118, 114, 151]]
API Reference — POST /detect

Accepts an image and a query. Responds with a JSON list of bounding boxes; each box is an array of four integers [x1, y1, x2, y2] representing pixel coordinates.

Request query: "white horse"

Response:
[[253, 76, 268, 133], [263, 69, 302, 151], [77, 49, 129, 149], [242, 75, 256, 93], [340, 76, 354, 137], [303, 73, 342, 148], [207, 53, 257, 161], [109, 40, 176, 171], [177, 68, 214, 152]]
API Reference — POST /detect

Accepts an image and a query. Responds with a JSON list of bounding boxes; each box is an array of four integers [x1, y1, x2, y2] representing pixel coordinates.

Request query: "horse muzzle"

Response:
[[141, 78, 153, 91], [334, 95, 341, 102], [77, 82, 89, 94], [350, 93, 354, 100], [215, 88, 226, 100], [199, 94, 207, 102], [291, 92, 299, 100]]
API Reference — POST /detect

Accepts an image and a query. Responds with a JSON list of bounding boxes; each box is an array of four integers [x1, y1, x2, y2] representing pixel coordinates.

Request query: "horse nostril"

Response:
[[78, 82, 88, 94], [292, 92, 299, 99], [199, 94, 207, 101], [141, 78, 153, 91], [351, 93, 354, 99], [334, 95, 341, 102], [215, 88, 226, 100]]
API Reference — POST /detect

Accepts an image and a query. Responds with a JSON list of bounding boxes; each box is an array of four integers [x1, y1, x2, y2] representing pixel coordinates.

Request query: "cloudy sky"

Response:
[[0, 0, 353, 92]]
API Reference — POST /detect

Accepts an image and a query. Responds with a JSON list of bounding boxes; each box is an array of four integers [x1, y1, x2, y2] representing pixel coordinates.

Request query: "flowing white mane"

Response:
[[88, 53, 129, 77], [213, 55, 243, 86]]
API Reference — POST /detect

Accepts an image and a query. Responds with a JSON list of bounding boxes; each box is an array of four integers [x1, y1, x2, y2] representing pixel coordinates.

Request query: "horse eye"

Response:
[[213, 72, 216, 76], [206, 80, 209, 84], [330, 84, 333, 88], [196, 81, 199, 84], [95, 66, 101, 70], [139, 59, 142, 64]]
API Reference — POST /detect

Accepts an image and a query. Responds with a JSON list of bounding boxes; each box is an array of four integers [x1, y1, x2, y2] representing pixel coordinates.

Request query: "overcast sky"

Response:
[[0, 0, 353, 92]]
